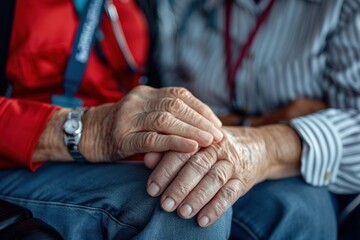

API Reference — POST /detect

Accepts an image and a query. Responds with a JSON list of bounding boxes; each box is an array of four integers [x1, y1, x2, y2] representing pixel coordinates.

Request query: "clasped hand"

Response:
[[145, 127, 274, 227], [81, 85, 223, 162], [143, 97, 322, 227]]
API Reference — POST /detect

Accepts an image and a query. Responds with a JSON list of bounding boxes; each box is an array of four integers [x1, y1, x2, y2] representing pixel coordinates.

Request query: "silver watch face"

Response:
[[64, 119, 81, 135]]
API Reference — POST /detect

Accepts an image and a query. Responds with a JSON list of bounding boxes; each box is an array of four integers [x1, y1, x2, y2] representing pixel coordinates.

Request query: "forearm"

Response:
[[32, 108, 72, 163], [32, 104, 112, 163]]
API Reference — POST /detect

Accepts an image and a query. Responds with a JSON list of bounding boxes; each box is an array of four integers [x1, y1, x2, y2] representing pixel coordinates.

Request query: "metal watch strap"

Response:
[[68, 144, 86, 162], [64, 108, 87, 162]]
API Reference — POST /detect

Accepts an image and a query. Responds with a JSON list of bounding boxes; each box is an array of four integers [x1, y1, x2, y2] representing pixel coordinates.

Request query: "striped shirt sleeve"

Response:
[[290, 0, 360, 194]]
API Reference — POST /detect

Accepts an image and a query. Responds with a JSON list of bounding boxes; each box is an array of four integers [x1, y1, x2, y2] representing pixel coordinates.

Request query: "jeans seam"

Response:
[[0, 195, 140, 234], [232, 218, 261, 240]]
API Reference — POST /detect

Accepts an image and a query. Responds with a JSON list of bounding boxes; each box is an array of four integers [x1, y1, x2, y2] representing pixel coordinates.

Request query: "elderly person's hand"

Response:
[[145, 125, 301, 227], [33, 85, 223, 163]]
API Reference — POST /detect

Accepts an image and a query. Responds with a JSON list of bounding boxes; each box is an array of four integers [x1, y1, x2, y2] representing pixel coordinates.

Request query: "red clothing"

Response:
[[0, 0, 149, 170]]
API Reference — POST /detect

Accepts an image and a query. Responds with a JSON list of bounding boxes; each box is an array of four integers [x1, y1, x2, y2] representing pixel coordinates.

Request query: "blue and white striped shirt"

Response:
[[158, 0, 360, 194]]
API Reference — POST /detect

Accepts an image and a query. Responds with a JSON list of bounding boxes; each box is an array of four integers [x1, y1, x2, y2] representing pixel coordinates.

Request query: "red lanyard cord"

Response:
[[224, 0, 275, 103]]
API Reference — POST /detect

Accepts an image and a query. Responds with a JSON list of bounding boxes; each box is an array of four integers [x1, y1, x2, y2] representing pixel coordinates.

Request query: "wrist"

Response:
[[63, 108, 89, 162], [80, 103, 115, 162], [259, 124, 301, 180]]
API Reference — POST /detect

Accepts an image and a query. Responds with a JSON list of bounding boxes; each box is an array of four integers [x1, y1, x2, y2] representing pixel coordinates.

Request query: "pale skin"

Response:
[[144, 98, 326, 227], [33, 89, 325, 228], [32, 85, 224, 163]]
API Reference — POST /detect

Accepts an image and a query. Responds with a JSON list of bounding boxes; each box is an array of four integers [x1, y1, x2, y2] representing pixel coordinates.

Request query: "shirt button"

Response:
[[324, 172, 332, 182]]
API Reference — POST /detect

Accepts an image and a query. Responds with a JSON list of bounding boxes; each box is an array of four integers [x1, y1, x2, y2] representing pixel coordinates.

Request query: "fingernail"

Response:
[[184, 140, 198, 150], [210, 126, 223, 141], [199, 131, 213, 143], [179, 204, 193, 218], [147, 182, 160, 196], [199, 216, 210, 227], [162, 197, 175, 212]]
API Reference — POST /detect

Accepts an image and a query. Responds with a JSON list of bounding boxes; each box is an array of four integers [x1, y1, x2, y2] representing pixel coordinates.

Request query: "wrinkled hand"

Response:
[[145, 125, 301, 227], [219, 98, 327, 126], [81, 85, 223, 162]]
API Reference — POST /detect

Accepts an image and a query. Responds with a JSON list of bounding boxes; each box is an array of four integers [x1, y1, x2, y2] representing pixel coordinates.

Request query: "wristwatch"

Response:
[[63, 108, 87, 162]]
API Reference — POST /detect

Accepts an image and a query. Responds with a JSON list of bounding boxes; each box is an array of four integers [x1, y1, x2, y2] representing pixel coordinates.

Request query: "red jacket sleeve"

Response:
[[0, 97, 58, 171]]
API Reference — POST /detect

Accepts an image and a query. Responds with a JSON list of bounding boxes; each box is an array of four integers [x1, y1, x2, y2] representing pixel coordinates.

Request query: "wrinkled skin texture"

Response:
[[146, 127, 271, 226], [145, 125, 301, 227], [144, 98, 324, 227], [33, 85, 223, 163]]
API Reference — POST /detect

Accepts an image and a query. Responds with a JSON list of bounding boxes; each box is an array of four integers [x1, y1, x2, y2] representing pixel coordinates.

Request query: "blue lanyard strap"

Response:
[[52, 0, 104, 108]]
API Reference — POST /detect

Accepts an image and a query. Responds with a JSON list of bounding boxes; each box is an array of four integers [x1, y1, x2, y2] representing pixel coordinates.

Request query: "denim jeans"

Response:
[[230, 177, 338, 240], [0, 163, 231, 240]]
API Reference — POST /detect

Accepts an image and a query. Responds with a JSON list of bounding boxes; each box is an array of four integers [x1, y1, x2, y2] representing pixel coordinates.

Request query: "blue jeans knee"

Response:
[[0, 163, 231, 239], [230, 177, 337, 240]]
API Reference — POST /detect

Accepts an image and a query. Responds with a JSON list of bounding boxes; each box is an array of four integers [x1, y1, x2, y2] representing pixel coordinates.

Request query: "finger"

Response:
[[135, 111, 215, 147], [154, 87, 222, 128], [147, 151, 193, 197], [144, 98, 223, 142], [124, 132, 198, 156], [177, 160, 233, 219], [159, 147, 218, 212], [144, 152, 163, 169], [197, 179, 247, 228]]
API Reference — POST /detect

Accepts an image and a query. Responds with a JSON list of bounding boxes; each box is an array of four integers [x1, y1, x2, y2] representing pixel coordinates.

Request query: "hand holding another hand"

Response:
[[145, 125, 301, 227], [81, 85, 223, 162], [33, 85, 223, 163]]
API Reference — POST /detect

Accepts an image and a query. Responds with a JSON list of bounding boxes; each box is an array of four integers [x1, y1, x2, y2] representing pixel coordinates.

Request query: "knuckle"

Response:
[[212, 200, 227, 218], [207, 166, 228, 186], [220, 186, 237, 204], [178, 183, 191, 196], [158, 166, 174, 182], [167, 98, 185, 114], [174, 152, 192, 164], [188, 154, 213, 176], [171, 87, 192, 99], [119, 95, 140, 112], [134, 113, 145, 129], [153, 112, 172, 131], [141, 132, 158, 149], [194, 188, 209, 205], [234, 178, 250, 196], [170, 183, 191, 200]]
